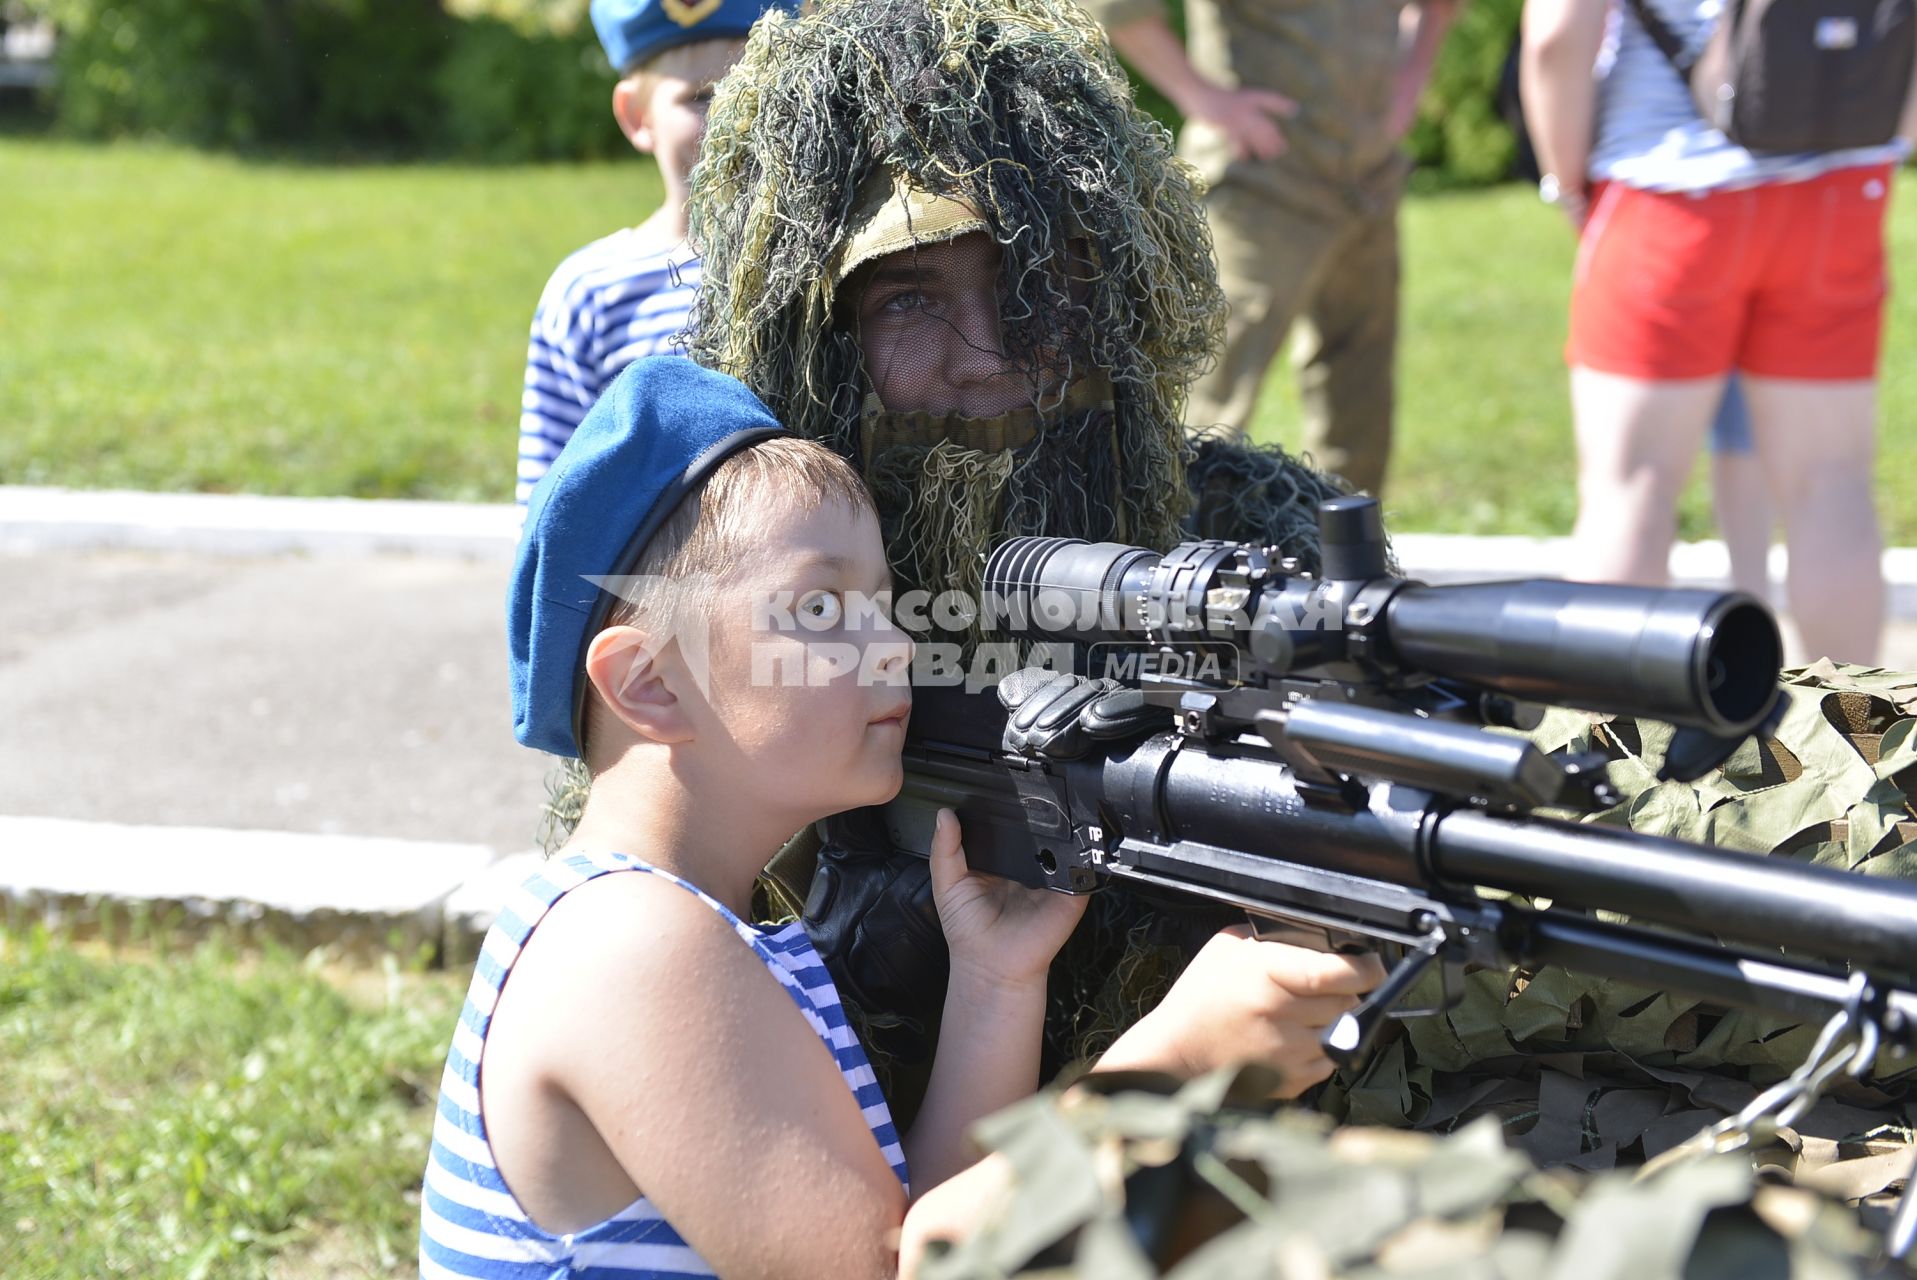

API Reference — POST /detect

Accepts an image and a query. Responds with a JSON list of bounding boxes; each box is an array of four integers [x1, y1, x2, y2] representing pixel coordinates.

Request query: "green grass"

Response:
[[0, 925, 463, 1279], [5, 137, 1916, 539], [1, 139, 665, 502]]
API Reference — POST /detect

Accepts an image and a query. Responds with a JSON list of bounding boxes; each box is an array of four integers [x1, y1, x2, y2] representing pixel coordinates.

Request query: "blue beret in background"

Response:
[[590, 0, 792, 74], [509, 357, 786, 758]]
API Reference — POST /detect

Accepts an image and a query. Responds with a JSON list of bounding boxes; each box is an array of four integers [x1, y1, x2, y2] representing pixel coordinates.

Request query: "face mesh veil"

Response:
[[685, 0, 1225, 650]]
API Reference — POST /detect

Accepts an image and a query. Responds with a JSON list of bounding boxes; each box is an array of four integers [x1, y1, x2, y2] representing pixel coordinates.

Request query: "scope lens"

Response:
[[1699, 600, 1781, 730]]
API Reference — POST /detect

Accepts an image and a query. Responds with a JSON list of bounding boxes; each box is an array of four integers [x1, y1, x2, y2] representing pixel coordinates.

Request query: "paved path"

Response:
[[0, 546, 548, 852], [5, 487, 1914, 953], [6, 540, 1913, 851]]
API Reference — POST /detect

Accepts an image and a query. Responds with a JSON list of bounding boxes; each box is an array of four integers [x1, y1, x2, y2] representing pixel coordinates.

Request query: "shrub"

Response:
[[432, 14, 621, 161], [24, 0, 618, 159], [28, 0, 452, 152], [25, 0, 1526, 179], [1404, 0, 1524, 187]]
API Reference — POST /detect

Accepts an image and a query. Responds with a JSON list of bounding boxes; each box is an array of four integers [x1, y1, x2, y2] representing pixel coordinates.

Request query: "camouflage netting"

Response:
[[918, 1067, 1911, 1278], [1182, 430, 1354, 579], [1315, 663, 1916, 1202]]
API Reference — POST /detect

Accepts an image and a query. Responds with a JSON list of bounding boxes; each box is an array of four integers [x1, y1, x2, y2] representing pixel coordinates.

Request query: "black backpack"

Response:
[[1624, 0, 1916, 154]]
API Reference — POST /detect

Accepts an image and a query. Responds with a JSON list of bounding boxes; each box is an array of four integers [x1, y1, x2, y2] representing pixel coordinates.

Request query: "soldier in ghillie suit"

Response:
[[676, 0, 1354, 1115]]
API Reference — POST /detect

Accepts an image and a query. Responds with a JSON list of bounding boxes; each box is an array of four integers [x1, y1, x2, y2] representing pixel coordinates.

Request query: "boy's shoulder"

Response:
[[517, 853, 779, 969], [538, 227, 699, 313], [500, 856, 815, 1034]]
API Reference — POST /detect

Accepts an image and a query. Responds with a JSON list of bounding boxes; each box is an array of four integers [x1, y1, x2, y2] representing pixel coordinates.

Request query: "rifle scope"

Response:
[[983, 500, 1782, 738]]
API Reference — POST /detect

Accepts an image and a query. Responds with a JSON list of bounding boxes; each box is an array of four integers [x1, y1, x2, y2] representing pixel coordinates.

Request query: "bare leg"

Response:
[[1711, 450, 1773, 599], [1742, 376, 1883, 664], [1567, 367, 1723, 585]]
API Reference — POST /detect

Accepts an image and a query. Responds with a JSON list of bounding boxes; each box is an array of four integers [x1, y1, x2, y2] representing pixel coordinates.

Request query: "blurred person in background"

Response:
[[515, 0, 792, 509], [1522, 0, 1917, 663], [1088, 0, 1460, 498], [1709, 376, 1774, 600]]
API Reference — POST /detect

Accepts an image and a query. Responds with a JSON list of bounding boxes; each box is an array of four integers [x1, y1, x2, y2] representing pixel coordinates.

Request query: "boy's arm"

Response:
[[516, 873, 905, 1280], [1087, 926, 1384, 1093], [897, 809, 1088, 1195], [898, 970, 1047, 1194]]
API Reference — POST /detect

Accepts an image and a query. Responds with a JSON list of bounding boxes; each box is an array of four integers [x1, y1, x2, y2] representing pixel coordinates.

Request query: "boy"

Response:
[[515, 0, 790, 507], [423, 356, 1379, 1276]]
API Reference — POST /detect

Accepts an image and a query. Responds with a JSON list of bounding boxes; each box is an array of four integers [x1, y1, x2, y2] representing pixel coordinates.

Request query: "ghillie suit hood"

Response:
[[684, 0, 1230, 642], [671, 0, 1355, 1116]]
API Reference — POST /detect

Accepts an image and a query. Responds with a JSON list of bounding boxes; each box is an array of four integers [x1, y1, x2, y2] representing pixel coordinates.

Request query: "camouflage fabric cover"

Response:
[[1316, 663, 1914, 1205], [917, 663, 1917, 1274], [918, 1067, 1909, 1278]]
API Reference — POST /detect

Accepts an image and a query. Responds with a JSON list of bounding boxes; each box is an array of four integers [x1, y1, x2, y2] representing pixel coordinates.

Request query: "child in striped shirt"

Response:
[[516, 0, 792, 507], [429, 357, 1380, 1278]]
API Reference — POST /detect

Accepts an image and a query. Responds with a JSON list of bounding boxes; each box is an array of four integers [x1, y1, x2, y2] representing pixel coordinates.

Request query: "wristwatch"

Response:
[[1538, 173, 1585, 205]]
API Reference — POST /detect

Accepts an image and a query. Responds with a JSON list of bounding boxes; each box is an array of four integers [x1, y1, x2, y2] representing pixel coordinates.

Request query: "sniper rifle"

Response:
[[879, 496, 1917, 1255]]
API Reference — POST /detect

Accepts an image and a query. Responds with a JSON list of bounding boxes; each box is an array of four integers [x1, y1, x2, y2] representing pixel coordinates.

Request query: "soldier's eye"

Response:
[[878, 289, 930, 315]]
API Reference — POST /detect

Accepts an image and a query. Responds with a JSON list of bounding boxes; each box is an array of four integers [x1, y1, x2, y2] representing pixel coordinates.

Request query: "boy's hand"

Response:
[[1095, 925, 1385, 1095], [928, 808, 1087, 993]]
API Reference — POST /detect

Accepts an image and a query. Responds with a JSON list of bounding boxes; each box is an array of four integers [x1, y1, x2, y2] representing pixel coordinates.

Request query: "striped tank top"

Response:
[[418, 851, 909, 1278]]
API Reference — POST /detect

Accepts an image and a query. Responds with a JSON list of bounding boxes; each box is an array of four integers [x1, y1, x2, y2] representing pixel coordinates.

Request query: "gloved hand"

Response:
[[997, 667, 1168, 760]]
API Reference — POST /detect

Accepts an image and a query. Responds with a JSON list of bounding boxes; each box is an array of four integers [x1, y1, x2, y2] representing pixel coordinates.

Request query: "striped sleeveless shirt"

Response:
[[418, 851, 909, 1279]]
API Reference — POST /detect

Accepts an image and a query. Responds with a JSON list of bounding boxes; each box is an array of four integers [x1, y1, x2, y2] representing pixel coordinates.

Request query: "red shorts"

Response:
[[1567, 163, 1893, 380]]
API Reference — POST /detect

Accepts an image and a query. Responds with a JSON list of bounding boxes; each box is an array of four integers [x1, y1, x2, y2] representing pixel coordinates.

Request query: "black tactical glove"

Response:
[[998, 667, 1169, 760]]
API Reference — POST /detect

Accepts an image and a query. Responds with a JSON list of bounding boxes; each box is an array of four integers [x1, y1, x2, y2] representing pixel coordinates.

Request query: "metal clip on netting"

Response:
[[1639, 974, 1914, 1259]]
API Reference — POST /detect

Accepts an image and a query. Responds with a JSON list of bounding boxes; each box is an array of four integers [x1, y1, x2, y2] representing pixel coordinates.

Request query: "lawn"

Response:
[[5, 137, 1916, 541], [0, 924, 463, 1279]]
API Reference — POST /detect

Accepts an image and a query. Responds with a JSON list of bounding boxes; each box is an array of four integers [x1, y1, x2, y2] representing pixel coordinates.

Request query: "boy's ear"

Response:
[[611, 80, 655, 154], [585, 626, 691, 745]]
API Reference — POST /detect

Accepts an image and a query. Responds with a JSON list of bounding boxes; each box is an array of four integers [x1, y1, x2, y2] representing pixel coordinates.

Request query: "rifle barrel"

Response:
[[1131, 739, 1917, 976], [1432, 809, 1917, 975]]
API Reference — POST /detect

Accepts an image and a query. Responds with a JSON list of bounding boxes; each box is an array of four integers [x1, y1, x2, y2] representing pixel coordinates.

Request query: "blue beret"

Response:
[[590, 0, 790, 74], [509, 357, 786, 758]]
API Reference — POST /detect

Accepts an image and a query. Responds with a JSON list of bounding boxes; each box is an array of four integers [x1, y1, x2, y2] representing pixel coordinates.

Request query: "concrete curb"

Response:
[[7, 485, 1917, 617], [0, 486, 519, 560], [0, 816, 526, 962]]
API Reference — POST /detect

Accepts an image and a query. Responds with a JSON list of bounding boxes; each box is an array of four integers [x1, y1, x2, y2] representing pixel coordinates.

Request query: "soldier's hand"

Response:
[[998, 668, 1166, 760], [1185, 82, 1296, 162], [1093, 924, 1386, 1095]]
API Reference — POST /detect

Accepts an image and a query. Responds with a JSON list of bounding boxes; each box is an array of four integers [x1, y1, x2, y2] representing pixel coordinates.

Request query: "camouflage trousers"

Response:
[[1184, 177, 1400, 500]]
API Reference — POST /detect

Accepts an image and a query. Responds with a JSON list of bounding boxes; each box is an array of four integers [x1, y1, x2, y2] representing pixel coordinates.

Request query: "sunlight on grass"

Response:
[[2, 139, 664, 503], [5, 138, 1915, 540], [0, 924, 463, 1278]]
